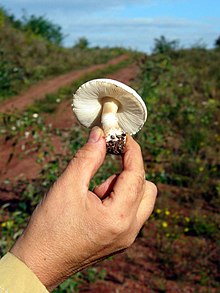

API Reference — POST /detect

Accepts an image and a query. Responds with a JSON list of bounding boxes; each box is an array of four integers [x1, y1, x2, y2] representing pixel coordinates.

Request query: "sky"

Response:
[[1, 0, 220, 52]]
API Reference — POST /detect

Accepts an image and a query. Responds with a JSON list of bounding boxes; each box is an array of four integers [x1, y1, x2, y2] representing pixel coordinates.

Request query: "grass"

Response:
[[137, 51, 220, 201]]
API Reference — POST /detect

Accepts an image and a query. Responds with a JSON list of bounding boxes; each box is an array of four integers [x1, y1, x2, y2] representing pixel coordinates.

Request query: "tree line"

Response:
[[0, 7, 63, 45]]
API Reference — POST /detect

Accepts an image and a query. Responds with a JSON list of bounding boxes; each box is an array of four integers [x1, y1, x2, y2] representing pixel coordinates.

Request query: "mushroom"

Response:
[[72, 78, 147, 155]]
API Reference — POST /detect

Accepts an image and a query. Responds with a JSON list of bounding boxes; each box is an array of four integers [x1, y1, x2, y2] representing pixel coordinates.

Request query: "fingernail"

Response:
[[88, 127, 103, 143]]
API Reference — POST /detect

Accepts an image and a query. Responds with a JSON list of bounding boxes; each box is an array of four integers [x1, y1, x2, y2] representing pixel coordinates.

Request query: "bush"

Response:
[[73, 37, 89, 50], [0, 49, 24, 98], [22, 14, 63, 45], [152, 35, 179, 54]]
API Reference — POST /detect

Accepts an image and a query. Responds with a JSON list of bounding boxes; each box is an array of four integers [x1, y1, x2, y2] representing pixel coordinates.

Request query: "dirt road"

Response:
[[0, 55, 130, 113]]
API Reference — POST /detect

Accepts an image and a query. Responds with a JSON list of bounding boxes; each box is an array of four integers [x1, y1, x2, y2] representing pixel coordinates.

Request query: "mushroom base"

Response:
[[105, 129, 127, 155]]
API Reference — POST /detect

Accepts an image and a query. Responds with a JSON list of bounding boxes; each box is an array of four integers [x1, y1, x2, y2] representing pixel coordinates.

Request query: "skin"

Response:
[[11, 126, 157, 291]]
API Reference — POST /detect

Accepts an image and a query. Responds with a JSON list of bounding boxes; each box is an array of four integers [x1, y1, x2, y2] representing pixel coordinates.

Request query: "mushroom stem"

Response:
[[101, 97, 120, 132], [101, 97, 126, 155]]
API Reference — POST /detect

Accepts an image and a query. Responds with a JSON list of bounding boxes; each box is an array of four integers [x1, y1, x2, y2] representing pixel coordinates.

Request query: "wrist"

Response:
[[10, 236, 60, 291], [10, 234, 89, 291]]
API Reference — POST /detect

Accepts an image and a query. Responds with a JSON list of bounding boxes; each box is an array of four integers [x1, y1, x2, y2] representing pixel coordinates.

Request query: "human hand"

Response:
[[11, 127, 157, 291]]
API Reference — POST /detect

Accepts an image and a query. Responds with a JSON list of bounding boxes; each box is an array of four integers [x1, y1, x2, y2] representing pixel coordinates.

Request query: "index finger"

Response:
[[122, 134, 145, 173], [103, 135, 146, 210]]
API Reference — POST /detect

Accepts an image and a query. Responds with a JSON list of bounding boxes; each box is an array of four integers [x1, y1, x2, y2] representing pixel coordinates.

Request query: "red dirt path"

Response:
[[0, 55, 129, 113]]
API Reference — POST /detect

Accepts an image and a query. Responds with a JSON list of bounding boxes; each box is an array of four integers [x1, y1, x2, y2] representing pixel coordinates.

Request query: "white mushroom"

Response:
[[72, 78, 147, 155]]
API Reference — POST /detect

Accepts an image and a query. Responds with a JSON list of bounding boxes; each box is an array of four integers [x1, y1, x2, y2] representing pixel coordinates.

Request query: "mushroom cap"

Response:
[[72, 78, 147, 135]]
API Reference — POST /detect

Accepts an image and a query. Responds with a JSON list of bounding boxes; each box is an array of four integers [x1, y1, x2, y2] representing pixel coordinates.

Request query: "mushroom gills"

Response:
[[101, 97, 127, 155]]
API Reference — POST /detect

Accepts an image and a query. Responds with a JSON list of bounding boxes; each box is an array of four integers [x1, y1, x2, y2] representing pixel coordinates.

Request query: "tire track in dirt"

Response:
[[0, 55, 129, 113]]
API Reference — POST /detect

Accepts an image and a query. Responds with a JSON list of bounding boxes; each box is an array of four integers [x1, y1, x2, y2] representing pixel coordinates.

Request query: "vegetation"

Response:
[[21, 14, 63, 45], [0, 9, 219, 292], [135, 48, 220, 290], [0, 7, 63, 44], [138, 49, 220, 204], [0, 7, 129, 100], [73, 37, 90, 50], [152, 35, 179, 54]]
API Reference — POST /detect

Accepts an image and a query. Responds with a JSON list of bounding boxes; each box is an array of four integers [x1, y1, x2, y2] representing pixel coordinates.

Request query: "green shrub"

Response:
[[152, 35, 179, 54]]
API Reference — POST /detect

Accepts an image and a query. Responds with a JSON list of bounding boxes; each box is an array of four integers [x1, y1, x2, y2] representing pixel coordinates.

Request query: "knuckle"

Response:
[[75, 148, 93, 160], [136, 171, 145, 187], [110, 225, 124, 236], [145, 181, 158, 197], [104, 211, 137, 249], [74, 146, 102, 166], [136, 142, 142, 153], [67, 147, 98, 178], [124, 236, 136, 248], [109, 214, 131, 236], [131, 171, 145, 195], [131, 138, 142, 152]]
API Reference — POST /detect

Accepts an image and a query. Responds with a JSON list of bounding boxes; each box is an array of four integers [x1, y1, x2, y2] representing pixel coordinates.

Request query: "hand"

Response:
[[11, 127, 157, 291]]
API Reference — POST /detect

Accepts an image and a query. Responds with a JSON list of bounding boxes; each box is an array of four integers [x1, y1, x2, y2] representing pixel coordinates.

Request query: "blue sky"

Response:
[[1, 0, 220, 52]]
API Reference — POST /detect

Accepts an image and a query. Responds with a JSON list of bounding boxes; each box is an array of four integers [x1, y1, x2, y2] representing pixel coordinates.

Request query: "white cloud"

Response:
[[63, 16, 218, 51], [65, 17, 207, 29]]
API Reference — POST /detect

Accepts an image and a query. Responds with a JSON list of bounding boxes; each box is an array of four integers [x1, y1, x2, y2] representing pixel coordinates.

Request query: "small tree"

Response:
[[22, 14, 63, 45], [73, 37, 89, 50], [153, 35, 179, 54]]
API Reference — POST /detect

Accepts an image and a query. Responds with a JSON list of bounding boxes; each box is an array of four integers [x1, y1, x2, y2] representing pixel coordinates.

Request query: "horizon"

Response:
[[1, 0, 220, 52]]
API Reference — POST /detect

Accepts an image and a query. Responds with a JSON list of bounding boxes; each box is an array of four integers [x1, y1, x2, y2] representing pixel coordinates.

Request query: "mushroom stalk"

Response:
[[101, 97, 119, 132], [101, 97, 126, 155]]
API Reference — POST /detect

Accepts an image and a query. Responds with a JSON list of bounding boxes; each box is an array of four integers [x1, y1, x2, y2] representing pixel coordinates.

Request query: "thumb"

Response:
[[63, 127, 106, 187]]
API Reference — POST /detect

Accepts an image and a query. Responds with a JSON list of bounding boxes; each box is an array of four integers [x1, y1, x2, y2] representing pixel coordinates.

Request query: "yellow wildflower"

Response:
[[162, 222, 168, 228], [165, 210, 170, 216], [1, 220, 14, 229], [214, 134, 220, 142], [156, 209, 162, 214]]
